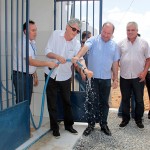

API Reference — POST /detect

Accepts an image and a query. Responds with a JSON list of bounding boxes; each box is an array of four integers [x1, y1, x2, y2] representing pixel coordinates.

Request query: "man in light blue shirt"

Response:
[[72, 22, 120, 136]]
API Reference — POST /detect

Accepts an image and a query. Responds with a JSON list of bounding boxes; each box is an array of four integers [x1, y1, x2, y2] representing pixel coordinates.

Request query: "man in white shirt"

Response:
[[118, 22, 150, 129], [44, 18, 93, 138], [13, 20, 58, 104]]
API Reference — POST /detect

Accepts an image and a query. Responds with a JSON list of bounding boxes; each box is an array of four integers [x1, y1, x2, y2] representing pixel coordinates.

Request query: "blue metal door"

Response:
[[0, 0, 30, 149]]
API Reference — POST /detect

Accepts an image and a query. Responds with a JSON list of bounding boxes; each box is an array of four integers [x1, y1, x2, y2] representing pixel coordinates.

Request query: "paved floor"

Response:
[[17, 109, 150, 150]]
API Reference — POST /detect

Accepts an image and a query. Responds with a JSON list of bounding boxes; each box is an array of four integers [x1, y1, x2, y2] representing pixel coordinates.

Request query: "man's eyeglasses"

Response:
[[68, 24, 80, 34]]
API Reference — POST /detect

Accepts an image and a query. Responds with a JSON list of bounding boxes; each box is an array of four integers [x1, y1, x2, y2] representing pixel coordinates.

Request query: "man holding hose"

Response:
[[44, 18, 93, 138], [72, 22, 119, 136]]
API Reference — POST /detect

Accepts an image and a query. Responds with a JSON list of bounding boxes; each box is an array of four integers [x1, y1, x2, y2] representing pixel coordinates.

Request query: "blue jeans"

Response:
[[118, 92, 135, 118], [12, 71, 33, 104], [86, 78, 111, 127], [120, 77, 144, 122]]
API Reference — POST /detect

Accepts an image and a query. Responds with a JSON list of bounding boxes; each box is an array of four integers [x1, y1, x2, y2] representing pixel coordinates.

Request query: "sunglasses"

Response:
[[68, 24, 80, 34]]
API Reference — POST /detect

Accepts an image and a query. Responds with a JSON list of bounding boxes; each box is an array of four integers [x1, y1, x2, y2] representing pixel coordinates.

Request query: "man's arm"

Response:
[[32, 71, 38, 86], [139, 58, 150, 82], [46, 52, 66, 64], [143, 58, 150, 73], [72, 45, 89, 63], [29, 56, 58, 68], [112, 61, 119, 89]]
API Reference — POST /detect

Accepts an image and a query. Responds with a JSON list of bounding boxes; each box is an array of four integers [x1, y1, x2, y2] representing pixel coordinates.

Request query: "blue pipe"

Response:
[[30, 59, 84, 129]]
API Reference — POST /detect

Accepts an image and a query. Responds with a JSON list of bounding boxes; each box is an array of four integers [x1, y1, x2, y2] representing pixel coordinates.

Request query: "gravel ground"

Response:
[[73, 111, 150, 150]]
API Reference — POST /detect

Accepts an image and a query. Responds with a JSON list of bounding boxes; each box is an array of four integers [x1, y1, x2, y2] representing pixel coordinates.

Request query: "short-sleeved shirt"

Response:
[[13, 34, 37, 74], [118, 37, 150, 79], [85, 35, 120, 79], [44, 30, 81, 81]]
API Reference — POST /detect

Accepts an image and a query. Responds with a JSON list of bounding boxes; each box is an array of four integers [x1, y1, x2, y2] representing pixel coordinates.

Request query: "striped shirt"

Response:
[[118, 37, 150, 79]]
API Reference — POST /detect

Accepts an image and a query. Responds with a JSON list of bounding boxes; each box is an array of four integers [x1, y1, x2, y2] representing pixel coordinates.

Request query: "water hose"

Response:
[[30, 58, 85, 129]]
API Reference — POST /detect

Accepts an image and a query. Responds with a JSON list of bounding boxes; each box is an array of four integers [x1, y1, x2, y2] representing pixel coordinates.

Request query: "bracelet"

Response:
[[82, 67, 87, 74]]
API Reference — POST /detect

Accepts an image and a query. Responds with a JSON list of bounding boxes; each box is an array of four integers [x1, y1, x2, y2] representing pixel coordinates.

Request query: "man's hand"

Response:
[[138, 71, 146, 82], [48, 62, 58, 68], [33, 77, 39, 86], [72, 56, 80, 64], [112, 79, 118, 89], [84, 68, 93, 79], [57, 56, 66, 64]]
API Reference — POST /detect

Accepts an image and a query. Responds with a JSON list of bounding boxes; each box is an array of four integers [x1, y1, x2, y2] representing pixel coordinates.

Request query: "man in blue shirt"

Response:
[[72, 22, 120, 136]]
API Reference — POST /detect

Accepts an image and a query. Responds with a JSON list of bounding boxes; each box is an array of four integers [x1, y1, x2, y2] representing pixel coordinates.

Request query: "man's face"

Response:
[[29, 24, 37, 40], [126, 24, 138, 40], [101, 25, 113, 42], [66, 23, 80, 40]]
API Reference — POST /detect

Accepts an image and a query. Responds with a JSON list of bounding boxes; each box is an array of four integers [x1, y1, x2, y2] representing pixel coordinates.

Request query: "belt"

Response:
[[13, 70, 33, 76]]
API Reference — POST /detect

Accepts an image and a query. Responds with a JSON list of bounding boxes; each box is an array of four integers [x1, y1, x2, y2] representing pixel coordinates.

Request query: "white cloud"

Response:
[[75, 1, 150, 44], [104, 7, 150, 43]]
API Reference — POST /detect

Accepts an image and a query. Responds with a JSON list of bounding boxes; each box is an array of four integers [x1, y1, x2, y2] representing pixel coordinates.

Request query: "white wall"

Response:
[[30, 0, 69, 117], [29, 0, 55, 117]]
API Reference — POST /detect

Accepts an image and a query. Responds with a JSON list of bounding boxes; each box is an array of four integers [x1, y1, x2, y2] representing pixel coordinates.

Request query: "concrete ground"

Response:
[[17, 109, 150, 150]]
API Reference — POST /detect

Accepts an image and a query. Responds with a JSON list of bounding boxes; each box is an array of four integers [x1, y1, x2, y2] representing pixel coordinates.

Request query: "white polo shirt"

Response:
[[44, 30, 81, 81], [13, 34, 37, 74], [118, 37, 150, 79]]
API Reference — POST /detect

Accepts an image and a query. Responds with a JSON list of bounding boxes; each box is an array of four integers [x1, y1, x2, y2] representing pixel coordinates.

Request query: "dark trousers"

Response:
[[118, 91, 135, 118], [87, 78, 111, 127], [120, 77, 144, 122], [12, 71, 33, 104], [45, 74, 74, 131], [145, 72, 150, 99]]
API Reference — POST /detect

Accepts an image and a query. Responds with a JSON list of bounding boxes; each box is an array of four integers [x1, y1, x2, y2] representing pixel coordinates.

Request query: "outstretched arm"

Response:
[[29, 56, 58, 68], [72, 45, 89, 63]]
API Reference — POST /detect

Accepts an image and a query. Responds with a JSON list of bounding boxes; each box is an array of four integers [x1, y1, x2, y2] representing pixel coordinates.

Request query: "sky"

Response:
[[103, 0, 150, 43], [75, 0, 150, 43]]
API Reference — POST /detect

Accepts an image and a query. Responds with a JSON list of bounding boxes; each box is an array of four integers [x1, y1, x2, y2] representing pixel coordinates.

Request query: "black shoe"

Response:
[[101, 125, 111, 136], [53, 130, 60, 139], [148, 111, 150, 119], [65, 126, 78, 135], [136, 122, 144, 129], [83, 126, 94, 136], [119, 120, 129, 127]]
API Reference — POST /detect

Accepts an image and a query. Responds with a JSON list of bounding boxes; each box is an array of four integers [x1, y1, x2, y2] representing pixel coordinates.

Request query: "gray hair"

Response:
[[127, 22, 138, 30], [68, 18, 82, 29]]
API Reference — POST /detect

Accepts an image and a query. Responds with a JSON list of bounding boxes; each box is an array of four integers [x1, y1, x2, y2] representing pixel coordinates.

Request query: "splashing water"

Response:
[[81, 78, 103, 123], [87, 78, 91, 89], [82, 79, 96, 122]]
